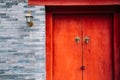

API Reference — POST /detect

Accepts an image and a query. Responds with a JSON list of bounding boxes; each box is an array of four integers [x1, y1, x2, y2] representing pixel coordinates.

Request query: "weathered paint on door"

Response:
[[52, 13, 113, 80]]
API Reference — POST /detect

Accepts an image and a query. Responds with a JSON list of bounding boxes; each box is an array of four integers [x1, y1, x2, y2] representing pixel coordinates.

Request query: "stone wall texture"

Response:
[[0, 0, 45, 80]]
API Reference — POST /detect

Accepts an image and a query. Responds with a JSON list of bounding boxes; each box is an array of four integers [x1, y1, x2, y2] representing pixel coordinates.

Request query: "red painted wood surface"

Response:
[[29, 0, 120, 5], [52, 13, 113, 80], [53, 14, 82, 80], [46, 6, 120, 80], [46, 12, 53, 80], [114, 12, 120, 80], [82, 14, 113, 80]]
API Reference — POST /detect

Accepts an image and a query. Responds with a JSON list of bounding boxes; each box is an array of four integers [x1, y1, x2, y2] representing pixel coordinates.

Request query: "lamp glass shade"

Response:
[[26, 16, 33, 23], [25, 11, 33, 23]]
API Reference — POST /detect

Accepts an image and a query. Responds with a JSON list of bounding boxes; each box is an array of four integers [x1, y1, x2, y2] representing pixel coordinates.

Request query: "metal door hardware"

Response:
[[75, 36, 80, 43], [81, 65, 85, 70], [84, 36, 90, 44]]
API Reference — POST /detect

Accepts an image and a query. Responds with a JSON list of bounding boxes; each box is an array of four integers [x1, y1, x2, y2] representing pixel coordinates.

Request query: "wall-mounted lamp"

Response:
[[25, 11, 33, 27]]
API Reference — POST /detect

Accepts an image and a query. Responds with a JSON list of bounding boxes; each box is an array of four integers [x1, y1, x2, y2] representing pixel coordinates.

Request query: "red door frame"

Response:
[[46, 6, 120, 80], [29, 0, 120, 6]]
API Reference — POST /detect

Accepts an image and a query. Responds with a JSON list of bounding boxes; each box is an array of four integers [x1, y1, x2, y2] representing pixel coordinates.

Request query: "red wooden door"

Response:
[[82, 14, 114, 80], [53, 13, 113, 80], [53, 14, 82, 80]]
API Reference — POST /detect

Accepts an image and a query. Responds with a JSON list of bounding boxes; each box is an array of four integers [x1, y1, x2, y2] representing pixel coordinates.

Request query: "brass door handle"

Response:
[[84, 36, 90, 44], [75, 36, 80, 43]]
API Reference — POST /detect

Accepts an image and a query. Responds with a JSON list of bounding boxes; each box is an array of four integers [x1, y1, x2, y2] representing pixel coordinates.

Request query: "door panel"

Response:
[[53, 14, 82, 80], [82, 14, 113, 80], [53, 13, 113, 80]]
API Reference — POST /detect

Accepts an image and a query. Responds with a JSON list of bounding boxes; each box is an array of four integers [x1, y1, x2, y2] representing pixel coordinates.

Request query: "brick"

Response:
[[0, 0, 45, 80]]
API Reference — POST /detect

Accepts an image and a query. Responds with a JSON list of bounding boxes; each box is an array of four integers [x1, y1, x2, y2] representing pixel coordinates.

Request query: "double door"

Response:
[[53, 13, 114, 80]]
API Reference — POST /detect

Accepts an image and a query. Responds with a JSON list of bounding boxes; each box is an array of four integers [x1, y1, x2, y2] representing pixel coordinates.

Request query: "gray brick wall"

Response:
[[0, 0, 45, 80]]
